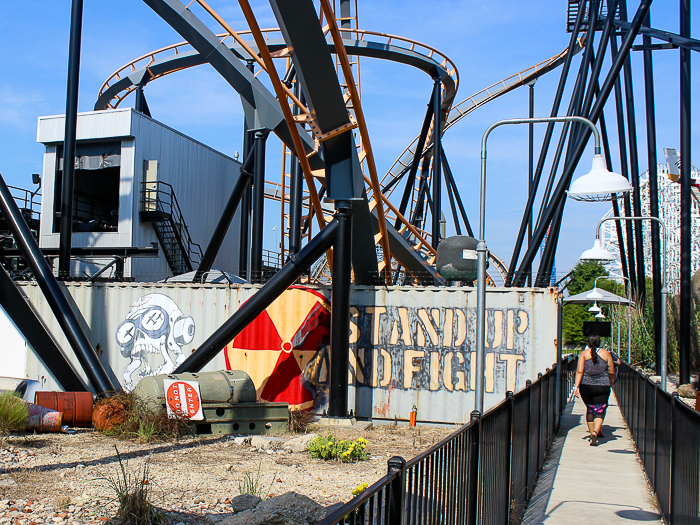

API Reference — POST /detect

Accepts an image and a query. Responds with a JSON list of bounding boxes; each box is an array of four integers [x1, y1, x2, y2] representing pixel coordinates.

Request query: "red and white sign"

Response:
[[163, 379, 204, 421]]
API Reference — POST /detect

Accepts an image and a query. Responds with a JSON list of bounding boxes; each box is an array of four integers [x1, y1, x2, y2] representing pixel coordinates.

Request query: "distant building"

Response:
[[601, 149, 700, 295]]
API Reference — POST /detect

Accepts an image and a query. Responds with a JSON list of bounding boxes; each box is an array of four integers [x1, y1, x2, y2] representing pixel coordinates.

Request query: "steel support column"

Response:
[[620, 0, 647, 303], [431, 79, 443, 249], [239, 60, 254, 280], [58, 0, 84, 279], [679, 0, 692, 383], [642, 14, 663, 374], [250, 130, 267, 283], [329, 202, 353, 418], [528, 81, 535, 286], [288, 84, 304, 256]]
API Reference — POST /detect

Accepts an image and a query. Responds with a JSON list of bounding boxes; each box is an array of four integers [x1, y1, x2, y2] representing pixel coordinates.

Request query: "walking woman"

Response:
[[573, 334, 616, 446]]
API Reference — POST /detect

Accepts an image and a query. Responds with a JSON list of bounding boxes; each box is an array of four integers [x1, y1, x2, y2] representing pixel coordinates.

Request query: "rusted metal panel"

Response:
[[14, 283, 558, 424]]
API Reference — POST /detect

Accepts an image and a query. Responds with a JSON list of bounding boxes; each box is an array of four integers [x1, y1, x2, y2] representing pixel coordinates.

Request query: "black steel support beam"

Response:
[[195, 146, 255, 282], [288, 84, 304, 256], [642, 13, 663, 374], [250, 131, 267, 283], [239, 62, 254, 280], [528, 81, 535, 286], [0, 266, 87, 392], [679, 0, 692, 383], [612, 18, 700, 51], [175, 220, 339, 373], [431, 79, 443, 249], [504, 1, 586, 286], [58, 0, 84, 279], [512, 0, 654, 287], [0, 172, 116, 394], [329, 202, 352, 418], [395, 93, 434, 230], [610, 33, 638, 294], [441, 150, 473, 237], [620, 0, 647, 304]]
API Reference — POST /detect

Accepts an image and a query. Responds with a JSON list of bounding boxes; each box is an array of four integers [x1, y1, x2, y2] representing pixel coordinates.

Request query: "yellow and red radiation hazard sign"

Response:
[[163, 379, 204, 421]]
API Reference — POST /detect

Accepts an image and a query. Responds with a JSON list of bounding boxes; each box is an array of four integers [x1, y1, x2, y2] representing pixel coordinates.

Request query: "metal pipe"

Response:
[[476, 115, 601, 413], [250, 131, 267, 283], [431, 79, 443, 249], [195, 146, 255, 282], [594, 216, 668, 389], [0, 172, 116, 394], [642, 14, 663, 374], [511, 0, 653, 287], [329, 202, 353, 418], [679, 0, 692, 384], [176, 220, 339, 373], [528, 81, 535, 286], [58, 0, 84, 279]]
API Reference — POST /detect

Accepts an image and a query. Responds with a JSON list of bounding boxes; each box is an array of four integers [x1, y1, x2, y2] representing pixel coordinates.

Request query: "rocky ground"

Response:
[[0, 423, 456, 525]]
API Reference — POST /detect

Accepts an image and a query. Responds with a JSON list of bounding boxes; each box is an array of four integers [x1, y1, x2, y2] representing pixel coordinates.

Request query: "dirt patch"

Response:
[[0, 423, 456, 524]]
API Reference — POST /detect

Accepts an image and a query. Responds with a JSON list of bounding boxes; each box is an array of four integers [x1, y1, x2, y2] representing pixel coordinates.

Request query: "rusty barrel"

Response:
[[34, 392, 94, 428], [26, 403, 63, 432]]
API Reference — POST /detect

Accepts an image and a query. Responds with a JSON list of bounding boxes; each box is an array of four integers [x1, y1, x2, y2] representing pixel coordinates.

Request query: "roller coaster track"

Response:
[[96, 4, 457, 285], [379, 39, 586, 214]]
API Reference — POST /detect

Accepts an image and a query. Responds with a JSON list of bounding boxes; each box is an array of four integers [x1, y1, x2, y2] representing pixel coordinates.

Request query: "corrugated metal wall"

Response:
[[15, 282, 558, 423]]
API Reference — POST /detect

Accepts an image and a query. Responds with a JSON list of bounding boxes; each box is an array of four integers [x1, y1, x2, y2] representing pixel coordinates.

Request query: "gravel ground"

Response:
[[0, 423, 456, 524]]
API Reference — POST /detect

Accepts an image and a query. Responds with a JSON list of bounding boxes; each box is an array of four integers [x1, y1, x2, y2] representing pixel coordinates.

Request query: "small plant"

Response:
[[0, 392, 28, 436], [56, 495, 71, 509], [288, 409, 315, 433], [351, 482, 368, 497], [308, 434, 368, 462], [235, 460, 275, 500], [98, 446, 165, 525]]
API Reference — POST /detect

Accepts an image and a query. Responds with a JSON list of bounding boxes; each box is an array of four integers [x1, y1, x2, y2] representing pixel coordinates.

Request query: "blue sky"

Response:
[[0, 0, 697, 279]]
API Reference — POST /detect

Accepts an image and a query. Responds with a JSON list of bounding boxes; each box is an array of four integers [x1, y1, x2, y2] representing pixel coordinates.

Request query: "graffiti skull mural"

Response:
[[116, 293, 195, 390]]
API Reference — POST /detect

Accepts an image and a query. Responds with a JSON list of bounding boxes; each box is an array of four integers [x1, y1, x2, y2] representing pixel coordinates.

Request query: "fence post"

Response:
[[506, 391, 514, 524], [467, 410, 481, 525], [387, 456, 406, 525], [524, 379, 532, 490]]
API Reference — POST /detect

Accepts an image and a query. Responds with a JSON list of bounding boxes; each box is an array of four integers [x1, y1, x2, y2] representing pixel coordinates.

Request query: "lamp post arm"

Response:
[[595, 215, 668, 386], [480, 116, 601, 240]]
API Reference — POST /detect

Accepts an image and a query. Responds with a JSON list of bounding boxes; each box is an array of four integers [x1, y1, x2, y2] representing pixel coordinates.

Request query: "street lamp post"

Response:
[[587, 274, 633, 363], [581, 216, 668, 389], [475, 116, 630, 414]]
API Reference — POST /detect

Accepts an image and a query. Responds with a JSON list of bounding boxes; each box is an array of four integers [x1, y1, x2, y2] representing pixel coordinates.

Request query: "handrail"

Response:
[[7, 185, 41, 221], [319, 359, 571, 524], [140, 181, 202, 264]]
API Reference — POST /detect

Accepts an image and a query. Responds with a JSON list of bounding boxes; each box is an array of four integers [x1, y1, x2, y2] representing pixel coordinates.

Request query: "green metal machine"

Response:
[[134, 370, 289, 436]]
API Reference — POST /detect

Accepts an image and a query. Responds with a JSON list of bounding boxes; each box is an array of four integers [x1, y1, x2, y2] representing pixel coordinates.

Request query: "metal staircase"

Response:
[[140, 181, 202, 276]]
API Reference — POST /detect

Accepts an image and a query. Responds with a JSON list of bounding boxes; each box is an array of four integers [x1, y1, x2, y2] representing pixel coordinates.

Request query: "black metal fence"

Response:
[[317, 357, 577, 525], [614, 361, 700, 524]]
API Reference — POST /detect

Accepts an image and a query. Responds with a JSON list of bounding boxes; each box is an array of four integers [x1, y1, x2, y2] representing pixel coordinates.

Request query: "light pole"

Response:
[[581, 216, 668, 389], [475, 116, 630, 414], [586, 275, 633, 363]]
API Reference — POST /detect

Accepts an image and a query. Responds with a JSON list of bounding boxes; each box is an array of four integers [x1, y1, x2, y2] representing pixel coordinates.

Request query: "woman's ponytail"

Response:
[[588, 334, 601, 363]]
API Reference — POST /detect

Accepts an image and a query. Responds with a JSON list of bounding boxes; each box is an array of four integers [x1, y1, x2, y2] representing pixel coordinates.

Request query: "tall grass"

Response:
[[0, 392, 28, 435]]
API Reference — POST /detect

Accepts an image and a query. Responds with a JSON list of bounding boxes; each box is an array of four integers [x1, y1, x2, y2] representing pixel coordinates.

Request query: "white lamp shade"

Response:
[[567, 154, 633, 202], [580, 239, 616, 261], [595, 312, 606, 319], [586, 287, 605, 300], [588, 302, 601, 313]]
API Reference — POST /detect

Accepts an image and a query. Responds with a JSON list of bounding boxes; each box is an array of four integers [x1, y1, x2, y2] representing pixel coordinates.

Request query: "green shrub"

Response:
[[308, 434, 368, 462], [0, 392, 28, 435]]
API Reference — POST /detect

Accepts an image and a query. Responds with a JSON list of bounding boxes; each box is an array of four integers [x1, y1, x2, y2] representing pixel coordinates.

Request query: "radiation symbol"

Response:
[[224, 286, 330, 409]]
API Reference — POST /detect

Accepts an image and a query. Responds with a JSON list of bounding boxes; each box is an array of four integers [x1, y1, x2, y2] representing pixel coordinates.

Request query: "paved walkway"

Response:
[[522, 393, 662, 523]]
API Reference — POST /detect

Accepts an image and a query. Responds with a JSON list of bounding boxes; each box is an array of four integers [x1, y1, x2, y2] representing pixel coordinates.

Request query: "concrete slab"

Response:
[[522, 393, 662, 524]]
